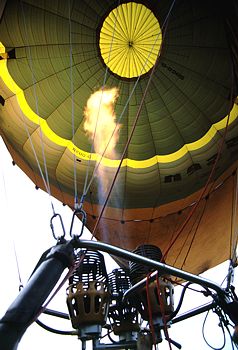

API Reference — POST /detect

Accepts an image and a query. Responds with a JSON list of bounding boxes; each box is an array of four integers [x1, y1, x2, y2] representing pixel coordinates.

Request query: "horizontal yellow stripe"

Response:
[[0, 42, 237, 169]]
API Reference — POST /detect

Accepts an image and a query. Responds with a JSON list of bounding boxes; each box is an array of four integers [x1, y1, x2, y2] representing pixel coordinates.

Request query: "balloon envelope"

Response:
[[0, 0, 238, 275]]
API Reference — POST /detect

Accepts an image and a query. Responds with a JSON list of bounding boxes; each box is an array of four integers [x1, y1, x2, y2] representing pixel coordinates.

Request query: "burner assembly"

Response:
[[66, 245, 175, 349], [129, 245, 174, 343], [66, 250, 110, 341]]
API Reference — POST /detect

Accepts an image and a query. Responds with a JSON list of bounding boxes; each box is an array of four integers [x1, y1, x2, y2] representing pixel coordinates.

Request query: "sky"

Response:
[[0, 136, 237, 350]]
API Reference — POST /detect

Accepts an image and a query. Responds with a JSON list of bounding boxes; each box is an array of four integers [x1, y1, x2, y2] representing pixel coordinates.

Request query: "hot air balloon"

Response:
[[0, 0, 238, 349]]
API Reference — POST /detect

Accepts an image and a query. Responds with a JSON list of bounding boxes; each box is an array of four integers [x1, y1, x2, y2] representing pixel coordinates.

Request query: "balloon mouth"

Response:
[[99, 2, 162, 79]]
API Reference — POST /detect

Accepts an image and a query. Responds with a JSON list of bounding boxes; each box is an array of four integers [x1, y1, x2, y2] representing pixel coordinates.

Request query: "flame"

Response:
[[84, 87, 120, 158], [83, 87, 121, 193]]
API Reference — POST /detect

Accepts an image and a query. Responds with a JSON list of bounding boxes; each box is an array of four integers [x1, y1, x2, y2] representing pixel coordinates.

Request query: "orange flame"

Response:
[[84, 87, 120, 158], [83, 87, 121, 193]]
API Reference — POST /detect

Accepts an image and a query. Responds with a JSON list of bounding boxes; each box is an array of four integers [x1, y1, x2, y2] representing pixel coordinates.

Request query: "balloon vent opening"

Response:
[[108, 268, 139, 335], [129, 245, 174, 322], [99, 2, 162, 78], [66, 250, 110, 339]]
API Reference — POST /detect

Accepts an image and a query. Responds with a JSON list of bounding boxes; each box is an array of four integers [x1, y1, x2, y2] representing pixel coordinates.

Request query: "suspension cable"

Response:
[[13, 241, 24, 291]]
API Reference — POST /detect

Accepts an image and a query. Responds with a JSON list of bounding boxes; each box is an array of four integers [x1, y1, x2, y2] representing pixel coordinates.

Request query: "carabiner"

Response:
[[50, 213, 66, 241], [69, 208, 87, 238]]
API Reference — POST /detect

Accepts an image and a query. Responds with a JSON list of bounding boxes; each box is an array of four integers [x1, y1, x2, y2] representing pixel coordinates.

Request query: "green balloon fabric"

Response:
[[0, 0, 238, 275]]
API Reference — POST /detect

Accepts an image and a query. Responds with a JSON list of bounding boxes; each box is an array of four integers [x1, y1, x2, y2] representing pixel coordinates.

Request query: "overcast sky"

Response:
[[0, 136, 237, 350]]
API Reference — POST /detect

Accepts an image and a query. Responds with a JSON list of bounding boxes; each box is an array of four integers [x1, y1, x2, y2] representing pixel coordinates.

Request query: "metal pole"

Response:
[[43, 308, 69, 320], [73, 239, 225, 297], [172, 302, 216, 324]]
